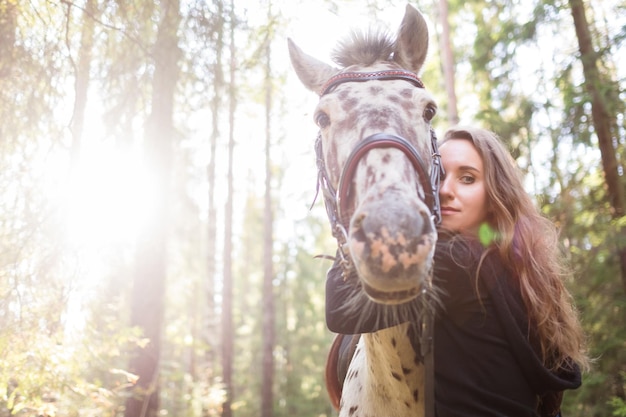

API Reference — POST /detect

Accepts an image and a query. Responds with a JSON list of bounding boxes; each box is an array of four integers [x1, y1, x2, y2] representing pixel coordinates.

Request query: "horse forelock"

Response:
[[331, 28, 395, 68]]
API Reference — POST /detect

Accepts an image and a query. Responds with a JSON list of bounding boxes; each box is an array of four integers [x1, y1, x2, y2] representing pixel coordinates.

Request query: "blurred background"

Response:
[[0, 0, 624, 416]]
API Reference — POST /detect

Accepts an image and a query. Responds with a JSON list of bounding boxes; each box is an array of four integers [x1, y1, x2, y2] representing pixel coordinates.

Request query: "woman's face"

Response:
[[438, 138, 489, 235]]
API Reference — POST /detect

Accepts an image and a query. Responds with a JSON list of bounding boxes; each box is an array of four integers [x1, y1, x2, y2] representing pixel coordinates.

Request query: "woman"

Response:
[[325, 126, 590, 416]]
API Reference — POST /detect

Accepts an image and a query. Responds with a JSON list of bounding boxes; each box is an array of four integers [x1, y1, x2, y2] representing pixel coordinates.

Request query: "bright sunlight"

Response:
[[61, 141, 156, 251]]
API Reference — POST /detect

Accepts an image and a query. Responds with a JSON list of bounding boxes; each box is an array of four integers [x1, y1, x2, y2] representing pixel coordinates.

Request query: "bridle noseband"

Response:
[[314, 69, 444, 257], [337, 133, 441, 226]]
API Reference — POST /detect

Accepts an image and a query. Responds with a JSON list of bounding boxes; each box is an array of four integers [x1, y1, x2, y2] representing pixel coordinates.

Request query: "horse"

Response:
[[288, 5, 442, 417]]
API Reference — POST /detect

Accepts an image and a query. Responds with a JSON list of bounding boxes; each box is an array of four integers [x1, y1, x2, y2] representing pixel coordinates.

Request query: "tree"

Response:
[[207, 0, 225, 386], [221, 1, 236, 415], [435, 0, 459, 125], [68, 0, 97, 172], [125, 1, 181, 416], [261, 4, 276, 416], [568, 0, 626, 290], [0, 0, 16, 80]]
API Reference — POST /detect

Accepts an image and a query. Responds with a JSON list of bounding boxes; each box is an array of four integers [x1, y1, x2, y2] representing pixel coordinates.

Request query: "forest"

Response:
[[0, 0, 624, 416]]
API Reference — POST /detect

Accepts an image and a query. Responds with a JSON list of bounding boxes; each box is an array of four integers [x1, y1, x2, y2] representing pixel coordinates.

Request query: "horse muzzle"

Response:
[[347, 189, 436, 305]]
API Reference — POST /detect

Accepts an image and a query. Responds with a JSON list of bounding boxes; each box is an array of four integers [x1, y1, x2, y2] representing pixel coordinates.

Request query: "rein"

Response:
[[314, 69, 442, 417]]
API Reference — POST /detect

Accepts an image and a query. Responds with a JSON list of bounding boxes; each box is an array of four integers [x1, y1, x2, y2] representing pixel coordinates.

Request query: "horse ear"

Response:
[[288, 38, 338, 95], [393, 4, 429, 74]]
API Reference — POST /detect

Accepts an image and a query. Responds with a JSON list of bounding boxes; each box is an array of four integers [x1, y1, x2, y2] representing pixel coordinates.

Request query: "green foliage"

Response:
[[0, 300, 147, 416], [609, 391, 626, 417], [272, 214, 337, 417]]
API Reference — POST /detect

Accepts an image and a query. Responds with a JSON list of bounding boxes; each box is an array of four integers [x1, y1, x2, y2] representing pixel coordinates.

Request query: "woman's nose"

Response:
[[439, 177, 453, 200]]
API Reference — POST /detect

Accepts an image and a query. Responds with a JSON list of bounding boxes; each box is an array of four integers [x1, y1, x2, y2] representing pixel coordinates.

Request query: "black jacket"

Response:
[[325, 236, 581, 417]]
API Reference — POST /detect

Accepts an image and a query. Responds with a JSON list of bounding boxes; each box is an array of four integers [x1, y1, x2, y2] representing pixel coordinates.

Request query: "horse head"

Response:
[[289, 5, 440, 307]]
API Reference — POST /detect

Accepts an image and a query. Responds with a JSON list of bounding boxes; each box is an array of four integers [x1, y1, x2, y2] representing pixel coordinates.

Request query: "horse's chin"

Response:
[[360, 281, 423, 305]]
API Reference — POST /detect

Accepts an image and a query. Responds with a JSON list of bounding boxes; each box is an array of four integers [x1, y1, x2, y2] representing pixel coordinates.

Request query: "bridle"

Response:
[[313, 69, 443, 417], [314, 69, 444, 268]]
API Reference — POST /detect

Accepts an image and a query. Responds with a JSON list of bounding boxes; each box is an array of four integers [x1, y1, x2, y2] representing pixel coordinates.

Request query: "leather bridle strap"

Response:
[[336, 133, 435, 223], [320, 70, 425, 95], [422, 303, 435, 417]]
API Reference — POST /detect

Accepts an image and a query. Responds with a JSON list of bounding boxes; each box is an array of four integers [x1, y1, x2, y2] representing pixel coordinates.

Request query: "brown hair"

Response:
[[441, 125, 590, 372]]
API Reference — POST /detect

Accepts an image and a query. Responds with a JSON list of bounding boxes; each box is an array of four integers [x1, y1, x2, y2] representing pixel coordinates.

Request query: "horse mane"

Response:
[[331, 28, 395, 68]]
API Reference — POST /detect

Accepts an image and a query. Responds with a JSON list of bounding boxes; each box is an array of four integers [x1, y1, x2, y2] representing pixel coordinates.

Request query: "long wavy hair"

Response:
[[441, 125, 590, 372]]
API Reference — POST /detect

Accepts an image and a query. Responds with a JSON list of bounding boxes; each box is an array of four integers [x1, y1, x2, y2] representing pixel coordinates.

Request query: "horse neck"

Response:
[[361, 322, 421, 380], [358, 323, 425, 410]]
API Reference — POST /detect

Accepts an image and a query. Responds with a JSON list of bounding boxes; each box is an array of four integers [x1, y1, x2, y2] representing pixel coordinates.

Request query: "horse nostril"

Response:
[[352, 212, 366, 230]]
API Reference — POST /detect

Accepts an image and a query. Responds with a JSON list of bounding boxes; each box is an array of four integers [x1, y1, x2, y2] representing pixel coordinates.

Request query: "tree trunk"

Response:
[[568, 0, 626, 290], [261, 8, 275, 416], [125, 1, 181, 417], [221, 2, 236, 416], [0, 0, 16, 79], [568, 0, 624, 215], [436, 0, 459, 125], [69, 0, 96, 171], [205, 5, 224, 415]]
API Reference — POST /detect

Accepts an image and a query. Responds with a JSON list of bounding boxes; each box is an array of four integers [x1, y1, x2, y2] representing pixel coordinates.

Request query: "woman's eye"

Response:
[[315, 112, 331, 128], [423, 105, 436, 122], [460, 175, 475, 184]]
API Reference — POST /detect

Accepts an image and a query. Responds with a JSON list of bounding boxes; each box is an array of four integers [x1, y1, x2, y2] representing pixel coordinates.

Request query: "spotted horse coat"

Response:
[[288, 4, 439, 417]]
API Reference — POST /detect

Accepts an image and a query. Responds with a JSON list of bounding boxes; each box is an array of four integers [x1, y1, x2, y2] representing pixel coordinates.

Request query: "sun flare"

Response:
[[62, 142, 157, 251]]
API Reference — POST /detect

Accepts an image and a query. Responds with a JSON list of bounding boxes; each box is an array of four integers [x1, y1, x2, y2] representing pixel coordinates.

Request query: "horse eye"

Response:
[[423, 105, 436, 122], [315, 111, 331, 129]]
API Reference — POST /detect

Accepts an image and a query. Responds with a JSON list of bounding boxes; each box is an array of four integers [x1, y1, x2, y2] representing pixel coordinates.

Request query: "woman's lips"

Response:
[[440, 206, 459, 215]]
